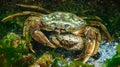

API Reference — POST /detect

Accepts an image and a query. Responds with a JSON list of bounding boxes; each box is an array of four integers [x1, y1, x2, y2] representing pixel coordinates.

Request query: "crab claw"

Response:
[[32, 30, 57, 48]]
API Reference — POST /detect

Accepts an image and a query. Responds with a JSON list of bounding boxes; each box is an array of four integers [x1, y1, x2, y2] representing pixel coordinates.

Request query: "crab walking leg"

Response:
[[83, 40, 96, 63], [32, 30, 57, 48], [73, 27, 99, 63], [23, 19, 36, 53], [88, 22, 112, 42], [74, 39, 96, 63], [84, 26, 102, 56], [85, 27, 102, 55], [1, 11, 43, 22], [92, 32, 101, 55], [16, 4, 51, 13], [92, 41, 100, 55]]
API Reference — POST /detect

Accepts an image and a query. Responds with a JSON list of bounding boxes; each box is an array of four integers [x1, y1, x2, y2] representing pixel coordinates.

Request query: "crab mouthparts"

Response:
[[54, 27, 68, 35], [55, 28, 61, 35]]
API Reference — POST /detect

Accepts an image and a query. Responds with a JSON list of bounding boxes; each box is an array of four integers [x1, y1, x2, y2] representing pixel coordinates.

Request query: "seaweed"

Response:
[[0, 33, 29, 66], [104, 44, 120, 67]]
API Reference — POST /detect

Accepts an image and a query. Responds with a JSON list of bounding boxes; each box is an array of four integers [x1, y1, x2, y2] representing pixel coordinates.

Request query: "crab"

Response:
[[1, 4, 112, 63]]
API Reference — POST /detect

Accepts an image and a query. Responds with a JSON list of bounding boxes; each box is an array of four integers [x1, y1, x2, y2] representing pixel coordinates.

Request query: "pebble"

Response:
[[87, 42, 118, 67]]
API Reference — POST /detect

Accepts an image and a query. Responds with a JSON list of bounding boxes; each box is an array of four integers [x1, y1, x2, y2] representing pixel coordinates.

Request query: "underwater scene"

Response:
[[0, 0, 120, 67]]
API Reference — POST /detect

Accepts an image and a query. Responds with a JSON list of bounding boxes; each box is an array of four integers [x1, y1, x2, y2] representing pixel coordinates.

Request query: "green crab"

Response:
[[1, 4, 111, 63]]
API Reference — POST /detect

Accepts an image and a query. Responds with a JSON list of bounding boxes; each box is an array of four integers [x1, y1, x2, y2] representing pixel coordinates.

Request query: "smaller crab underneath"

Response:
[[1, 5, 111, 63]]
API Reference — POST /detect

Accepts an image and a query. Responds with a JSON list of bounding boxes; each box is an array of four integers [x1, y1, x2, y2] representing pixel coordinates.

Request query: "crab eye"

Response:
[[65, 24, 70, 30], [51, 23, 56, 29]]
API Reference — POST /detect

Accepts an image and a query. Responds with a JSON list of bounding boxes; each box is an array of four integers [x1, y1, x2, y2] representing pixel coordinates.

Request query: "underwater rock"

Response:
[[87, 42, 118, 67]]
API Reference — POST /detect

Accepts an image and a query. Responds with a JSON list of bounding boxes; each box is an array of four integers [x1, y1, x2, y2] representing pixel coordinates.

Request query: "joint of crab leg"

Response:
[[72, 28, 85, 36], [74, 39, 96, 63], [88, 22, 112, 42], [83, 40, 96, 63]]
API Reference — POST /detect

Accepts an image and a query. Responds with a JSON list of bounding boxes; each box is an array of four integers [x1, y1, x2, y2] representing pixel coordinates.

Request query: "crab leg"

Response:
[[83, 39, 96, 63], [85, 26, 102, 55], [74, 39, 96, 63], [32, 30, 57, 48], [83, 27, 102, 58], [1, 4, 51, 22], [73, 26, 102, 63], [1, 11, 43, 22], [92, 30, 101, 55], [23, 16, 56, 53], [88, 21, 112, 42], [16, 4, 51, 13]]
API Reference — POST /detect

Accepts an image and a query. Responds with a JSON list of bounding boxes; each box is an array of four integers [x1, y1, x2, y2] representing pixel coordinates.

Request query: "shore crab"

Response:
[[1, 4, 111, 63]]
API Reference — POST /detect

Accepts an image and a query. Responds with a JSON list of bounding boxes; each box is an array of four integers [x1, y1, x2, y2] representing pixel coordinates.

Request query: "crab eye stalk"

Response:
[[65, 24, 71, 31], [51, 23, 56, 30]]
